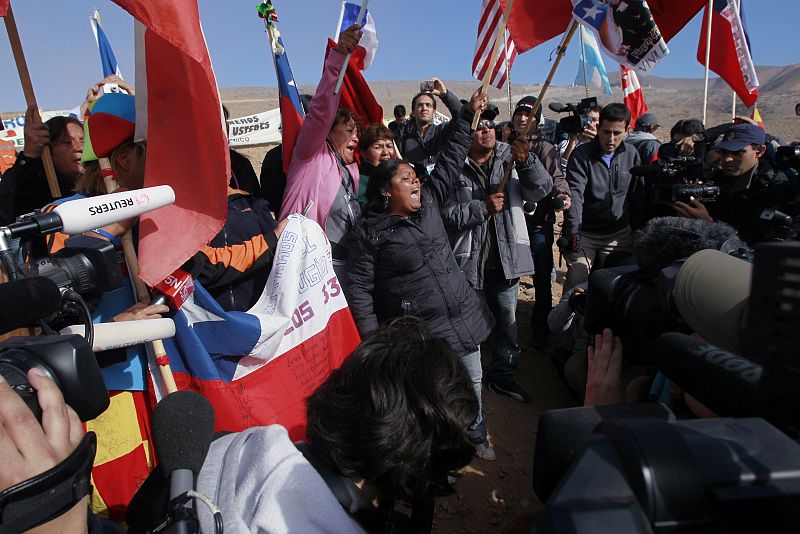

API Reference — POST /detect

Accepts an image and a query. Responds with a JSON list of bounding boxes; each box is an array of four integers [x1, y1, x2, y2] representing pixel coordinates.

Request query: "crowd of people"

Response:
[[1, 21, 800, 534]]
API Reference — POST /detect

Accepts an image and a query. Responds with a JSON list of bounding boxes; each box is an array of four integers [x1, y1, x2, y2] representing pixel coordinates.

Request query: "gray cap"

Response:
[[635, 113, 659, 130]]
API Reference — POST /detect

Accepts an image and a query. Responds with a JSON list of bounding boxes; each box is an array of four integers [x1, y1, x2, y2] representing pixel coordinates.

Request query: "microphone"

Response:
[[548, 102, 569, 113], [150, 269, 195, 308], [152, 390, 215, 533], [59, 318, 176, 351], [653, 332, 764, 418], [0, 277, 61, 334], [630, 165, 664, 177], [2, 185, 176, 238]]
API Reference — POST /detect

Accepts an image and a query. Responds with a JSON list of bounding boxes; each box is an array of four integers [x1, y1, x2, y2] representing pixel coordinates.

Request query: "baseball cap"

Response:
[[673, 249, 751, 353], [635, 113, 659, 130], [713, 123, 766, 152], [481, 102, 500, 121]]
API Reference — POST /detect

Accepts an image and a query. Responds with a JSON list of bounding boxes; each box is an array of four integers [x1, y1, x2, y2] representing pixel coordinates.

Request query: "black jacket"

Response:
[[563, 140, 646, 236], [399, 90, 462, 170], [0, 153, 75, 225], [347, 106, 494, 356]]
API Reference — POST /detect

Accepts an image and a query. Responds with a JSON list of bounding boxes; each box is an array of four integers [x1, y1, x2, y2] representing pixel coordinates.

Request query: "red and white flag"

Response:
[[696, 0, 759, 108], [112, 0, 229, 287], [472, 0, 517, 89], [621, 65, 649, 127]]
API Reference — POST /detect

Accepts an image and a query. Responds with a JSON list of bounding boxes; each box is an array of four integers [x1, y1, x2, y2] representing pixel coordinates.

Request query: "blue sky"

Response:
[[1, 0, 796, 111]]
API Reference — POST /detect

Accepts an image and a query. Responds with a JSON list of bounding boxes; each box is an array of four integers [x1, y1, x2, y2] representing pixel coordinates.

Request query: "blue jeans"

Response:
[[460, 349, 487, 443], [530, 228, 554, 334], [483, 268, 520, 384]]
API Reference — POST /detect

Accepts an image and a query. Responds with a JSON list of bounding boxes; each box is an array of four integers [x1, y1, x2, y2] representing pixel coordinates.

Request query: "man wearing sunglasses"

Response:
[[440, 102, 553, 409]]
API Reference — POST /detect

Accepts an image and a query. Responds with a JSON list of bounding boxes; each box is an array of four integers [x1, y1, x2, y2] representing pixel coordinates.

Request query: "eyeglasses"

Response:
[[476, 120, 496, 131]]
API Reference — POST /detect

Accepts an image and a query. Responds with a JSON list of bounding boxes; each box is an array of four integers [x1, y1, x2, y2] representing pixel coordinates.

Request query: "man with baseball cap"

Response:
[[511, 96, 572, 348], [627, 112, 661, 164], [674, 123, 799, 245]]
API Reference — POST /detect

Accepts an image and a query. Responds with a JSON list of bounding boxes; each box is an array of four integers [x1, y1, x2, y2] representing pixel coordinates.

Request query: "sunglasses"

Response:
[[476, 120, 496, 131]]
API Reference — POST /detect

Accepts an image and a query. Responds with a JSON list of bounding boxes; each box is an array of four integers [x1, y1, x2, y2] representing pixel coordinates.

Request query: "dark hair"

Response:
[[676, 119, 705, 138], [45, 115, 82, 146], [222, 104, 230, 121], [599, 103, 631, 128], [364, 159, 408, 213], [585, 104, 602, 115], [393, 104, 406, 119], [332, 109, 359, 133], [411, 92, 437, 112], [306, 317, 478, 502], [358, 123, 394, 153]]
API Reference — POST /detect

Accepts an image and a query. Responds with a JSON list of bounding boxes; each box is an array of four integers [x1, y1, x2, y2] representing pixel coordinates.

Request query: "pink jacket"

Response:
[[278, 49, 359, 230]]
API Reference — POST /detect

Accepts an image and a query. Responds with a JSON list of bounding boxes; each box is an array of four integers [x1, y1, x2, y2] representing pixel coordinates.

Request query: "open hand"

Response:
[[584, 328, 624, 406], [673, 197, 712, 221]]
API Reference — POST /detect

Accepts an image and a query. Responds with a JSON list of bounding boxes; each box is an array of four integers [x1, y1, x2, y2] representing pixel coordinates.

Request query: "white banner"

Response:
[[2, 110, 73, 150], [227, 108, 282, 148]]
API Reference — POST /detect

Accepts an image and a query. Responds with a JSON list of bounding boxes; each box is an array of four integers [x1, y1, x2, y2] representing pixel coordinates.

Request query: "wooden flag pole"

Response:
[[497, 19, 579, 195], [333, 0, 369, 95], [472, 0, 515, 130], [3, 2, 61, 198], [99, 158, 178, 394], [702, 0, 713, 125]]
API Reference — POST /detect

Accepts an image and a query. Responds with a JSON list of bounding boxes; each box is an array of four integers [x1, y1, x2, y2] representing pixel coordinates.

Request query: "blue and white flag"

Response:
[[337, 1, 378, 70], [90, 9, 122, 78], [571, 0, 668, 72], [575, 25, 612, 95]]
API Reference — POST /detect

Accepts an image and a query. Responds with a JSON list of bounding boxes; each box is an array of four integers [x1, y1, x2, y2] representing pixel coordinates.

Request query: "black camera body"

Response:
[[634, 152, 720, 206], [776, 145, 800, 172], [0, 335, 109, 422], [550, 97, 598, 136]]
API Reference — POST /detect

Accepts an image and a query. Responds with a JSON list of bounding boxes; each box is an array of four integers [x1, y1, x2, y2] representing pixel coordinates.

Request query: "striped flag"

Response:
[[621, 64, 648, 127], [90, 9, 122, 78], [575, 25, 612, 95], [337, 1, 379, 70], [472, 0, 517, 89]]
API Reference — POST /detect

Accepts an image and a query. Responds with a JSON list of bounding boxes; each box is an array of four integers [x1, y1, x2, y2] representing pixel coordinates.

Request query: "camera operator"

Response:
[[657, 118, 705, 162], [673, 123, 800, 245], [510, 96, 571, 348], [0, 369, 89, 534], [556, 102, 601, 176], [561, 103, 646, 291]]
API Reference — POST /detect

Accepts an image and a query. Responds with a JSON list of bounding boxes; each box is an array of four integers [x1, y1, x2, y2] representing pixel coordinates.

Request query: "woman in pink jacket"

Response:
[[279, 24, 363, 282]]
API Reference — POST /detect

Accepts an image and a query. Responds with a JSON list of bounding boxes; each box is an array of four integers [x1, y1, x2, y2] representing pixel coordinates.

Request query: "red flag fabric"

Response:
[[501, 0, 704, 53], [0, 0, 8, 17], [621, 65, 649, 127], [696, 0, 759, 108], [325, 38, 383, 128], [111, 0, 229, 287]]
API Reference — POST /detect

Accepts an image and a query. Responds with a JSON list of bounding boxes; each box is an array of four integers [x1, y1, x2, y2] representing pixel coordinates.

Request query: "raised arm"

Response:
[[512, 137, 554, 204]]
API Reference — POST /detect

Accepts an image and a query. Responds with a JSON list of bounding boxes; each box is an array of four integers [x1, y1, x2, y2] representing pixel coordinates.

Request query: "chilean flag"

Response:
[[90, 9, 122, 78], [621, 65, 649, 127], [162, 216, 361, 439], [269, 26, 305, 173], [697, 0, 759, 108], [337, 1, 378, 70], [113, 0, 229, 287]]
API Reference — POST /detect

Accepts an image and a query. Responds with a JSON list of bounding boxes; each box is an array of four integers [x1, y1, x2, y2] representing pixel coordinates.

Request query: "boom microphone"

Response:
[[548, 102, 568, 113], [630, 165, 665, 177], [0, 277, 61, 334], [59, 318, 176, 351], [2, 185, 176, 238], [152, 390, 215, 533]]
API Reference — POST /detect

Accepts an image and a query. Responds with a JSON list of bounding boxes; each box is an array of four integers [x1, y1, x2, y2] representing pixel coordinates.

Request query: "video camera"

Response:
[[776, 145, 800, 172], [531, 242, 800, 533], [549, 97, 598, 136], [631, 140, 720, 206]]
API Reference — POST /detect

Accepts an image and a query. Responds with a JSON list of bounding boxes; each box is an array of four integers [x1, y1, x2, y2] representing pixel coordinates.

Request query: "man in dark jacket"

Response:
[[562, 103, 646, 291], [399, 78, 461, 173], [511, 96, 572, 348], [441, 102, 553, 403], [626, 112, 661, 164], [673, 123, 800, 245]]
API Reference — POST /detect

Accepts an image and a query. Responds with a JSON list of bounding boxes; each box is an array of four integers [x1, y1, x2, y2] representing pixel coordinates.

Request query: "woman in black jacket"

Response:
[[346, 89, 497, 459]]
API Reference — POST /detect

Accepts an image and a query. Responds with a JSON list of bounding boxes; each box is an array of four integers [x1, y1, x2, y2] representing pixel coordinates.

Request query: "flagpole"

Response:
[[498, 19, 579, 194], [334, 0, 369, 95], [731, 0, 742, 121], [3, 2, 61, 198], [505, 28, 513, 119], [580, 25, 589, 99], [472, 0, 516, 129], [702, 0, 713, 125]]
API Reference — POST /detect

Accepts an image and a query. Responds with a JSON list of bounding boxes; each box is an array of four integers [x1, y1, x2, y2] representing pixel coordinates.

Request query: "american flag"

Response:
[[472, 0, 517, 89]]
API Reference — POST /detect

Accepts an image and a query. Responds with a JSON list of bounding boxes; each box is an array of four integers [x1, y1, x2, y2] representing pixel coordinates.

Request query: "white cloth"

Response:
[[197, 425, 365, 534]]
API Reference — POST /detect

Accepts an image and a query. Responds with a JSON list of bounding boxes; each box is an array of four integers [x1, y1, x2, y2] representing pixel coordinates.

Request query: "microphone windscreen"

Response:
[[60, 318, 176, 351], [54, 185, 175, 235], [152, 390, 215, 475], [548, 102, 565, 113], [0, 277, 61, 334]]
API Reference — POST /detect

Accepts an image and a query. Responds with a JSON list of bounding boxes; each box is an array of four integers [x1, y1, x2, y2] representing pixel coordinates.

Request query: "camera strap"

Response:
[[0, 432, 96, 534]]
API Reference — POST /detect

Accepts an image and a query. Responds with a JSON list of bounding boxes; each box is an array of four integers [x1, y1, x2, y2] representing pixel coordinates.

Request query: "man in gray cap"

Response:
[[674, 123, 799, 245], [627, 112, 661, 164]]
